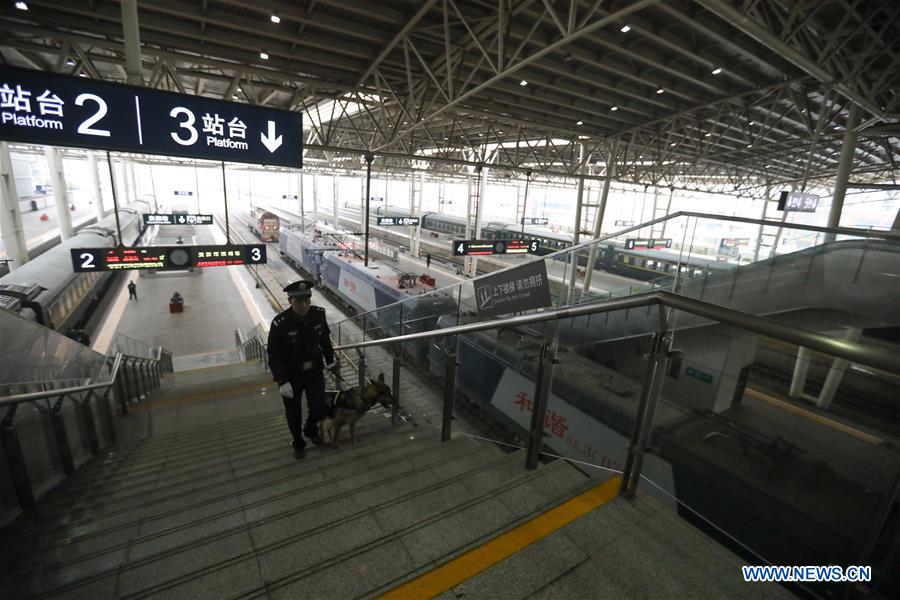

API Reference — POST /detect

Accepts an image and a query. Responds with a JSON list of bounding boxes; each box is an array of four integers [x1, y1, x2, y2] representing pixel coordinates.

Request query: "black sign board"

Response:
[[0, 66, 301, 167], [174, 190, 193, 196], [377, 216, 420, 226], [474, 260, 552, 318], [143, 213, 213, 226], [777, 191, 819, 212], [624, 238, 673, 250], [71, 244, 266, 272], [521, 217, 549, 225], [614, 220, 635, 227], [370, 196, 384, 202], [282, 194, 298, 200], [453, 239, 539, 256]]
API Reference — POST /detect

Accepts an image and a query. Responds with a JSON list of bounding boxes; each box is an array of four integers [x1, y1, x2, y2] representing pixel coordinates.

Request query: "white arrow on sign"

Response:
[[260, 121, 283, 153], [178, 215, 186, 224]]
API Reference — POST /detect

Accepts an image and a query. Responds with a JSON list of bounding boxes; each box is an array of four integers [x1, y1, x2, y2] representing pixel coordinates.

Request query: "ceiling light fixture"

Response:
[[15, 1, 27, 10], [704, 132, 711, 137], [712, 67, 723, 75], [746, 144, 753, 148], [66, 59, 76, 66], [576, 120, 583, 125], [520, 80, 528, 86], [270, 14, 281, 23], [656, 88, 664, 94], [610, 106, 618, 111], [259, 52, 269, 60], [620, 25, 631, 33], [670, 142, 676, 146]]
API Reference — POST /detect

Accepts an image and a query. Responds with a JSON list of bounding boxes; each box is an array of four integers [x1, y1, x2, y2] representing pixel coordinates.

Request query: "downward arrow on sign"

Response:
[[260, 121, 282, 153]]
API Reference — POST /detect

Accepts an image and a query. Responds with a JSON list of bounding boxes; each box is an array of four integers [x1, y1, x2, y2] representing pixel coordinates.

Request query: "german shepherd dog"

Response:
[[320, 373, 395, 448]]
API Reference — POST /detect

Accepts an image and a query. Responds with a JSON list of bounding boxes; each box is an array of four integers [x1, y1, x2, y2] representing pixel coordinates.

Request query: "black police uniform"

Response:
[[267, 281, 335, 451]]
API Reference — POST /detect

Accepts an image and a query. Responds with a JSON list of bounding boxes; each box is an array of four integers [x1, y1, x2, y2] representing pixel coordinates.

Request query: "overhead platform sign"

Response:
[[521, 217, 549, 225], [0, 66, 301, 168], [70, 244, 266, 272], [143, 213, 213, 226], [377, 216, 419, 226], [778, 191, 819, 212], [624, 238, 673, 250], [453, 239, 539, 256]]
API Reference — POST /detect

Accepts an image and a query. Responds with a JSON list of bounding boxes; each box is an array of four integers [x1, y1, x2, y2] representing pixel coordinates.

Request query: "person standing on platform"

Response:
[[267, 280, 336, 459], [426, 253, 432, 268], [127, 281, 137, 301]]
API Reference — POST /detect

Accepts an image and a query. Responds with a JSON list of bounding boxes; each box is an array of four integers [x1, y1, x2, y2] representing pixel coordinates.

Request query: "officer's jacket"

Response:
[[267, 305, 335, 385]]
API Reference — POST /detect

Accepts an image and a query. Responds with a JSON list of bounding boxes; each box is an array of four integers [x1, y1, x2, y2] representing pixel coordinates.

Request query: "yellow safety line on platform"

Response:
[[746, 387, 881, 445], [379, 476, 621, 600], [132, 381, 274, 411]]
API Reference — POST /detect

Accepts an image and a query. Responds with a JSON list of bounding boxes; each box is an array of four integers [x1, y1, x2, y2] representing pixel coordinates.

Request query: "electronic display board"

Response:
[[624, 238, 673, 250], [143, 213, 213, 226], [0, 66, 301, 167], [521, 217, 549, 225], [452, 239, 539, 256], [377, 216, 420, 226], [70, 244, 266, 272]]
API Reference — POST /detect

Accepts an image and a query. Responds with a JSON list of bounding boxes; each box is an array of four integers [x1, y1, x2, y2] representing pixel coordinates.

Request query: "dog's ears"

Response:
[[377, 373, 385, 384]]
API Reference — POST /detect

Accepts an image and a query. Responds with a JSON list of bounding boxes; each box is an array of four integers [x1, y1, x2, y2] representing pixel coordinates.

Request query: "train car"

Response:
[[0, 200, 150, 331], [249, 207, 280, 242], [319, 251, 456, 361], [278, 226, 342, 279]]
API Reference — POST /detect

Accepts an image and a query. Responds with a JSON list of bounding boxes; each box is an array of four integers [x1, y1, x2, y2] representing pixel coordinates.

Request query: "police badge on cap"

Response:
[[284, 280, 315, 299]]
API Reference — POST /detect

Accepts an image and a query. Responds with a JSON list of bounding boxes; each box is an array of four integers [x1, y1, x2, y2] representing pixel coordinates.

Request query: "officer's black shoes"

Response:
[[308, 434, 327, 447], [293, 446, 306, 460]]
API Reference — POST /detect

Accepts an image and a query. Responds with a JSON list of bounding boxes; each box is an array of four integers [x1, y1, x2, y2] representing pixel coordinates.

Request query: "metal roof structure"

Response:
[[1, 0, 898, 193]]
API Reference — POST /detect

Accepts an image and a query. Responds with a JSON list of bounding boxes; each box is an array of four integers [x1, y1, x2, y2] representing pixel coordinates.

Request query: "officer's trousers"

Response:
[[281, 370, 326, 448]]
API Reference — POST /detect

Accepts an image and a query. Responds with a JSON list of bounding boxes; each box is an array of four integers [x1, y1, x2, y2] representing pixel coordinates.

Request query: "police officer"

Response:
[[267, 280, 335, 459]]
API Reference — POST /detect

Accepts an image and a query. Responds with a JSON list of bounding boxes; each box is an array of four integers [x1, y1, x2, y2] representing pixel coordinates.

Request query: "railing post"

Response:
[[392, 343, 401, 426], [50, 396, 75, 476], [1, 404, 35, 511], [358, 349, 366, 390], [621, 306, 671, 498], [526, 339, 559, 470], [441, 339, 458, 442], [80, 391, 100, 456], [120, 360, 134, 408]]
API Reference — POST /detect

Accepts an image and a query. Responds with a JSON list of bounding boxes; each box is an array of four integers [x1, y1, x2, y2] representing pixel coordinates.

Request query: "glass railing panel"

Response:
[[0, 437, 16, 518], [113, 333, 156, 360], [15, 399, 64, 497], [0, 310, 109, 394], [642, 316, 900, 598], [61, 395, 91, 469], [89, 392, 111, 449]]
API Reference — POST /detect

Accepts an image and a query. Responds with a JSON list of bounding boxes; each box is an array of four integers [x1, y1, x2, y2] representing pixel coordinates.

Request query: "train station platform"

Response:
[[0, 362, 792, 600]]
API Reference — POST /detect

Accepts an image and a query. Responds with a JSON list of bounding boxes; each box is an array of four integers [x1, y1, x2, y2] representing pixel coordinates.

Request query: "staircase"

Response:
[[0, 365, 792, 599]]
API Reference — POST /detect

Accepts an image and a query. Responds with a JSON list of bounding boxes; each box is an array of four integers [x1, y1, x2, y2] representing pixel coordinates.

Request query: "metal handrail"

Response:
[[333, 290, 900, 376], [331, 213, 900, 330], [0, 352, 127, 405]]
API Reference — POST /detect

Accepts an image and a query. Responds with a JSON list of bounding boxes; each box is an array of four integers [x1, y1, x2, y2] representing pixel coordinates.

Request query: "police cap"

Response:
[[284, 280, 315, 299]]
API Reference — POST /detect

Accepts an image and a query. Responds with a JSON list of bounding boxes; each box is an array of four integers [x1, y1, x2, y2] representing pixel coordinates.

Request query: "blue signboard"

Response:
[[0, 66, 301, 168]]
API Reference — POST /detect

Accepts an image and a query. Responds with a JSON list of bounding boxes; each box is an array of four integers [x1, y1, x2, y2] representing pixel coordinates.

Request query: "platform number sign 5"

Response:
[[529, 241, 539, 253]]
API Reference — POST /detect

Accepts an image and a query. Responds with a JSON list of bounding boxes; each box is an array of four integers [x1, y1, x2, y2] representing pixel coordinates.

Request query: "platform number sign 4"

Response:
[[0, 65, 301, 167], [457, 242, 465, 255]]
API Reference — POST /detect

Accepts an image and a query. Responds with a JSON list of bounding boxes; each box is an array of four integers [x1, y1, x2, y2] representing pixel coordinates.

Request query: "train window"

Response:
[[679, 265, 688, 273], [622, 256, 630, 264], [693, 269, 703, 277], [646, 260, 655, 269]]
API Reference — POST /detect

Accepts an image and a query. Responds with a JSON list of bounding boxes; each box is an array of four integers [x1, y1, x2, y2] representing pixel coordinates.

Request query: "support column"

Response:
[[468, 165, 486, 277], [825, 104, 860, 242], [44, 147, 74, 240], [332, 175, 339, 226], [120, 0, 143, 86], [311, 173, 318, 226], [584, 141, 617, 292], [364, 153, 373, 267], [753, 184, 771, 263], [0, 142, 28, 270], [89, 152, 106, 219], [567, 144, 587, 303], [128, 161, 138, 204], [409, 172, 420, 255], [789, 346, 812, 399], [817, 329, 862, 409]]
